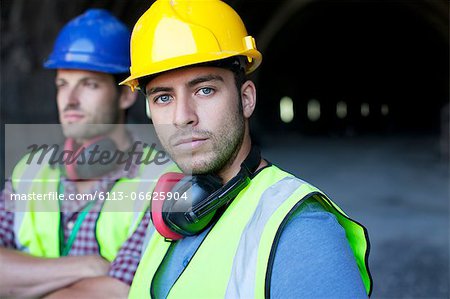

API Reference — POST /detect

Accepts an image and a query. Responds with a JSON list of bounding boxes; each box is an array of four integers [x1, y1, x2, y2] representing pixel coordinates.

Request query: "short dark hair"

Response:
[[205, 56, 247, 92], [137, 56, 248, 96]]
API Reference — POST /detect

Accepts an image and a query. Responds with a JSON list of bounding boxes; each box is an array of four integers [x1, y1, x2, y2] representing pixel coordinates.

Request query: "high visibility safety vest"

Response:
[[9, 147, 169, 261], [129, 165, 372, 298]]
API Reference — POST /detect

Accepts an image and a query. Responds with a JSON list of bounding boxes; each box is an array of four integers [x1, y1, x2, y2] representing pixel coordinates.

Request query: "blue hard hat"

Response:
[[44, 9, 131, 74]]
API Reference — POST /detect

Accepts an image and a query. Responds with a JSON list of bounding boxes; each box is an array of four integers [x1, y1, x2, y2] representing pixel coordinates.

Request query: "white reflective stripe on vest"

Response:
[[12, 152, 54, 252], [225, 176, 305, 298], [141, 223, 156, 260]]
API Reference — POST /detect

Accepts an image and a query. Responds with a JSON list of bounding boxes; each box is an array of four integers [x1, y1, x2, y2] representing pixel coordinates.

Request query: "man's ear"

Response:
[[119, 86, 138, 110], [241, 80, 256, 118], [146, 99, 152, 119]]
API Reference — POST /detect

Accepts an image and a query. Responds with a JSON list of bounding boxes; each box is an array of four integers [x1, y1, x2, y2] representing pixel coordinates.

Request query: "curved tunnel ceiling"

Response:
[[229, 0, 449, 136], [2, 0, 447, 136]]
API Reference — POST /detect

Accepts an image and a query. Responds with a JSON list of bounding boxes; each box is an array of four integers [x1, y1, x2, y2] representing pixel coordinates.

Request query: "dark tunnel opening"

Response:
[[255, 0, 449, 137]]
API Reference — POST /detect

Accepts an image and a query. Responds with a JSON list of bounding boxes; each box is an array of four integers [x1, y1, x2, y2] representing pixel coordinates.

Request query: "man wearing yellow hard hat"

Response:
[[121, 0, 373, 297]]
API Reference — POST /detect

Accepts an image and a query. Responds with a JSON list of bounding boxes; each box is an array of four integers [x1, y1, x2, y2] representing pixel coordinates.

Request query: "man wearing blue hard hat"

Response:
[[0, 9, 153, 298]]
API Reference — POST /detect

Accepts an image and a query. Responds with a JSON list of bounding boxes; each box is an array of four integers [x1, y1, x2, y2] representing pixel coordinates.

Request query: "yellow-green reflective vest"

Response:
[[129, 165, 372, 298], [10, 147, 169, 261]]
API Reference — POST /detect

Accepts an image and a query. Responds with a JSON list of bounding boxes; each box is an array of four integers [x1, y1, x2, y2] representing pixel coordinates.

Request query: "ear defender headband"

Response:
[[151, 146, 261, 240], [62, 137, 119, 180]]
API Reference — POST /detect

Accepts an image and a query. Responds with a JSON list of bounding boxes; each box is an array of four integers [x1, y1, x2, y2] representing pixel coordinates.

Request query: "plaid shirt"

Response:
[[108, 208, 151, 284], [0, 136, 151, 285]]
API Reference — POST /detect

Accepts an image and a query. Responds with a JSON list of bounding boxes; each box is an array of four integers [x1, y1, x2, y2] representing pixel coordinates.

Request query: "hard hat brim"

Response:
[[120, 49, 262, 91]]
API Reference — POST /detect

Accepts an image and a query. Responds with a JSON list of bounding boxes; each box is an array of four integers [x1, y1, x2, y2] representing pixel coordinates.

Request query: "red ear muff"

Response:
[[151, 146, 261, 240], [151, 172, 186, 240], [162, 174, 223, 237]]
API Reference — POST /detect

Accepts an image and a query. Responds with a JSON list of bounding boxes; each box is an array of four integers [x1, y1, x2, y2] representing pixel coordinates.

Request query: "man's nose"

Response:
[[173, 96, 198, 128], [65, 86, 81, 108]]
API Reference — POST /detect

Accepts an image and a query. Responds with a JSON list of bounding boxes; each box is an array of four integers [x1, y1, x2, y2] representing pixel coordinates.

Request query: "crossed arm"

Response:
[[38, 211, 151, 298], [42, 276, 129, 299], [0, 247, 111, 298], [0, 183, 137, 298]]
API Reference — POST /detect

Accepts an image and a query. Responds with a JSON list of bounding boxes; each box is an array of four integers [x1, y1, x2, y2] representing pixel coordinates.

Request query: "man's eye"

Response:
[[84, 81, 98, 89], [155, 95, 172, 104], [55, 82, 66, 89], [197, 87, 214, 96]]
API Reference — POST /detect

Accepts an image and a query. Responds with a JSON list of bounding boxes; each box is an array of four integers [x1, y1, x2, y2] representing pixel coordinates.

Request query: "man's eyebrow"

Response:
[[146, 75, 224, 95], [187, 75, 224, 87], [55, 76, 106, 82], [146, 86, 174, 96]]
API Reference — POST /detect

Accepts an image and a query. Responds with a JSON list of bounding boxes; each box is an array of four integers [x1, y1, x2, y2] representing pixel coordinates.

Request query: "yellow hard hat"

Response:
[[120, 0, 262, 90]]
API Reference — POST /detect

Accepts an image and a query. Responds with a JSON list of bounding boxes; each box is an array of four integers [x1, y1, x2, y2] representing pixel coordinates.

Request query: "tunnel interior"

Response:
[[254, 0, 448, 137]]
